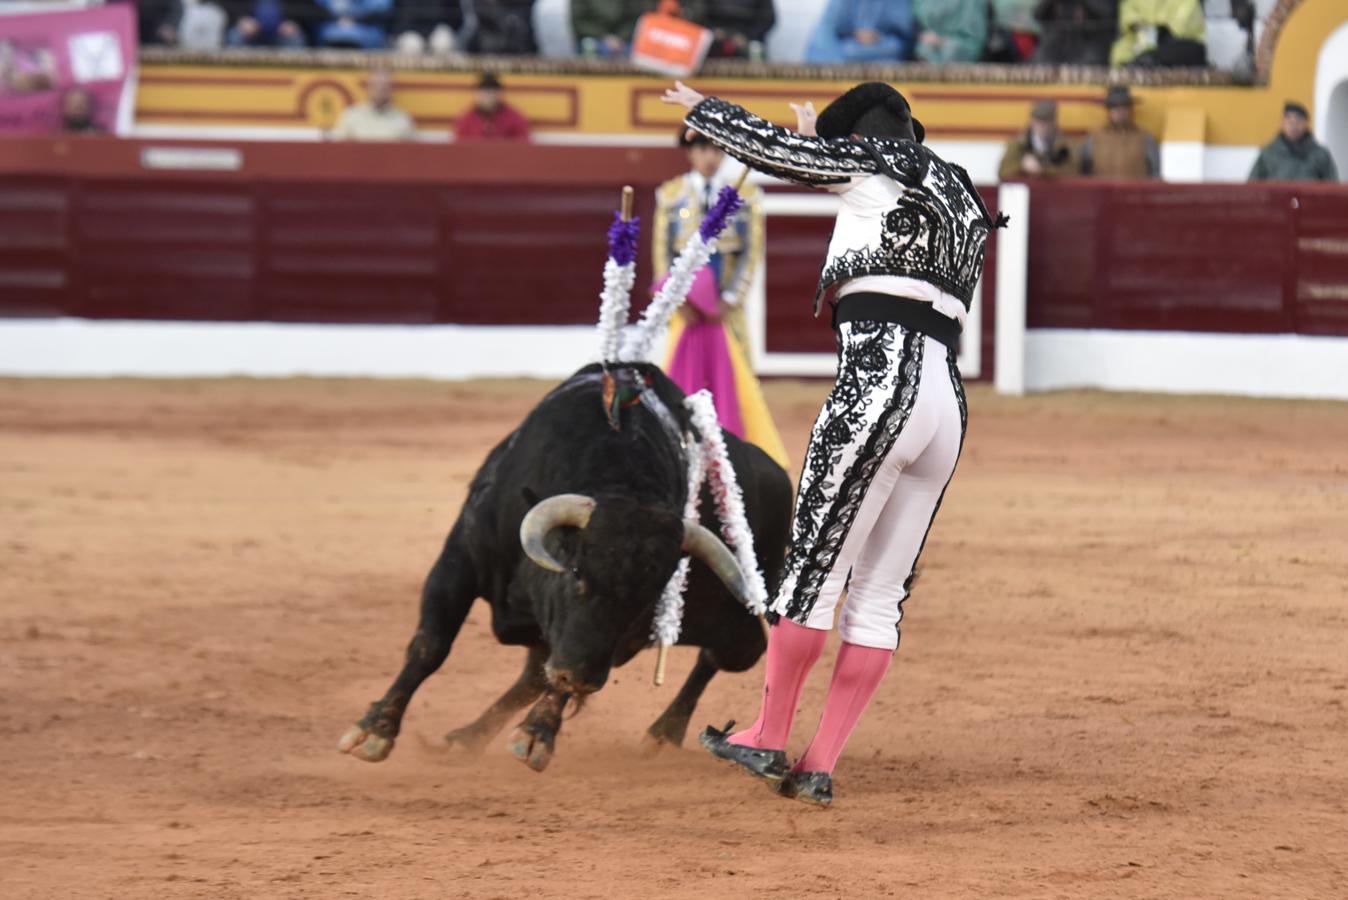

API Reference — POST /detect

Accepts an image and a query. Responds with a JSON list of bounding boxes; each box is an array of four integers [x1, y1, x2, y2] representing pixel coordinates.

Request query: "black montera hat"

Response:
[[816, 82, 925, 144], [477, 72, 502, 90], [1284, 100, 1309, 118]]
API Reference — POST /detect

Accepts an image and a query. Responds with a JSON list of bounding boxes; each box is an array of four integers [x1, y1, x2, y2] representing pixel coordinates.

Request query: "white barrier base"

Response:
[[6, 319, 1347, 403], [1025, 328, 1348, 401], [0, 318, 595, 380]]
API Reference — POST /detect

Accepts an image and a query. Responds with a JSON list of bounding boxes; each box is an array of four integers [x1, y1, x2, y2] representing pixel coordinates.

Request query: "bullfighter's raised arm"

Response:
[[664, 83, 895, 187]]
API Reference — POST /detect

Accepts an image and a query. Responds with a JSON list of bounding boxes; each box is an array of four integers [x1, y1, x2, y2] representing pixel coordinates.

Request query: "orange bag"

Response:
[[630, 1, 712, 77]]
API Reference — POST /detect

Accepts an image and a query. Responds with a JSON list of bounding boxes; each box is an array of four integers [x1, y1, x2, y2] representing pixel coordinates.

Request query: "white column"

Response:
[[1160, 141, 1206, 183], [994, 182, 1030, 396], [957, 273, 982, 379]]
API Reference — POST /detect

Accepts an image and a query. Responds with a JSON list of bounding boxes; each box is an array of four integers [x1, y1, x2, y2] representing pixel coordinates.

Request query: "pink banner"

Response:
[[0, 3, 137, 135]]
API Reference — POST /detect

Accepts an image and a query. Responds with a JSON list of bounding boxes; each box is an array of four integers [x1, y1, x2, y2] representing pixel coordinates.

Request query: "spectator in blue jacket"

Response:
[[805, 0, 915, 64], [316, 0, 391, 48], [227, 0, 311, 47]]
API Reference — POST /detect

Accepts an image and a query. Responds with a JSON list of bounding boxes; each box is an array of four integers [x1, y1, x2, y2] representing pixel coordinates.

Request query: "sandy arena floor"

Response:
[[1, 376, 1345, 899]]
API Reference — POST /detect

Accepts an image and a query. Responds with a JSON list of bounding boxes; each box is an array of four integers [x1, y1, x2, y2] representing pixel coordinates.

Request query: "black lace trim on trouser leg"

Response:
[[781, 326, 925, 622], [893, 347, 969, 647]]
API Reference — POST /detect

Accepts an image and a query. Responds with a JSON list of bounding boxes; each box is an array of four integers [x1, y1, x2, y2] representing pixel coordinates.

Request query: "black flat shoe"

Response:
[[779, 770, 833, 807], [697, 721, 789, 783]]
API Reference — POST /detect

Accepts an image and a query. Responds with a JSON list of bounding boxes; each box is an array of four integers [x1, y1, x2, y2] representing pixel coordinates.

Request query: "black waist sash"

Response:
[[831, 292, 962, 351]]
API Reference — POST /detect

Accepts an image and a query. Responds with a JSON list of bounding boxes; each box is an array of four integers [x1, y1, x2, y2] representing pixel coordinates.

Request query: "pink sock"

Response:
[[728, 618, 827, 750], [793, 642, 893, 774]]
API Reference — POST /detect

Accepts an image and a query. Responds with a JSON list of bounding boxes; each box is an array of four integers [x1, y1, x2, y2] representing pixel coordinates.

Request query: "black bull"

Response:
[[338, 362, 793, 771]]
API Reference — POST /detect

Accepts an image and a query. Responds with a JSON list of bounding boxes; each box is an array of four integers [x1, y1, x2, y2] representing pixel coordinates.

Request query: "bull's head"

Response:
[[519, 492, 750, 694]]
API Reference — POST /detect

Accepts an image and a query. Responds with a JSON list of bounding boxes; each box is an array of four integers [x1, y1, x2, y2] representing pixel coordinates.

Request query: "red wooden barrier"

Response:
[[0, 136, 686, 326], [5, 138, 1343, 363], [1024, 180, 1348, 337]]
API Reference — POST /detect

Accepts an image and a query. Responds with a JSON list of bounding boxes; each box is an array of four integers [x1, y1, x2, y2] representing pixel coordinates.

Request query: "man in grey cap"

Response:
[[998, 98, 1077, 180], [1080, 85, 1159, 178], [1249, 101, 1338, 182]]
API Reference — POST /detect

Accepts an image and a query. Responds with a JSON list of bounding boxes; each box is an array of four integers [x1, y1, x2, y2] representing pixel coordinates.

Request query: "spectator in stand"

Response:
[[455, 73, 531, 141], [138, 0, 185, 44], [331, 66, 415, 141], [684, 0, 775, 60], [460, 0, 539, 54], [143, 0, 274, 47], [998, 99, 1076, 180], [1031, 0, 1116, 65], [985, 0, 1040, 61], [61, 87, 104, 134], [227, 0, 311, 47], [393, 0, 461, 55], [913, 0, 986, 63], [1080, 86, 1159, 178], [804, 0, 915, 64], [1249, 102, 1339, 183], [572, 0, 655, 58], [1111, 0, 1205, 66], [178, 0, 229, 48], [315, 0, 391, 49]]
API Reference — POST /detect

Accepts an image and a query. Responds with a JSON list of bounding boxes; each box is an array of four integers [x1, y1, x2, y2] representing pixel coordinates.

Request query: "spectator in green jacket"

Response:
[[1249, 102, 1340, 183], [572, 0, 656, 57], [914, 0, 987, 63]]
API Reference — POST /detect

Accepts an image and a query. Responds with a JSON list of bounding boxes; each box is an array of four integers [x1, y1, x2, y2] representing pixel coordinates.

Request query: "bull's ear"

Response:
[[521, 486, 542, 507]]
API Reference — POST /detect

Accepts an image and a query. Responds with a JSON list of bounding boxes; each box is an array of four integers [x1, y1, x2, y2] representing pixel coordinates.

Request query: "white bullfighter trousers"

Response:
[[773, 321, 967, 651]]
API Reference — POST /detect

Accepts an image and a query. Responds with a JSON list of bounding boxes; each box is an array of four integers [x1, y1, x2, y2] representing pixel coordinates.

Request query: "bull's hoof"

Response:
[[337, 724, 394, 762], [644, 719, 689, 750], [506, 725, 553, 772], [639, 732, 675, 757], [443, 723, 494, 755]]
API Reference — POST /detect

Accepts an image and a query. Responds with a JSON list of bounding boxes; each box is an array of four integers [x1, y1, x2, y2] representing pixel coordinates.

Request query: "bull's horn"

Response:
[[520, 494, 597, 573], [682, 520, 751, 607]]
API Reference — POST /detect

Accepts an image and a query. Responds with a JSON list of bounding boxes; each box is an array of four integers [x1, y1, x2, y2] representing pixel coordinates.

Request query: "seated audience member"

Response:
[[331, 67, 415, 140], [914, 0, 987, 63], [315, 0, 392, 49], [1032, 0, 1117, 65], [460, 0, 539, 54], [1111, 0, 1205, 66], [998, 99, 1076, 180], [227, 0, 310, 47], [1080, 86, 1159, 177], [1249, 102, 1339, 183], [61, 88, 104, 134], [135, 1, 166, 45], [985, 0, 1040, 61], [684, 0, 775, 60], [804, 0, 915, 64], [572, 0, 655, 58], [178, 0, 229, 48], [455, 73, 531, 141], [393, 0, 461, 55], [138, 0, 185, 44]]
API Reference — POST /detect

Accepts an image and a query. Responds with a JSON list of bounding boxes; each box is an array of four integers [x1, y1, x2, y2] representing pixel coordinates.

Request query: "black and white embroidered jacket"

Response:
[[685, 97, 999, 317]]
